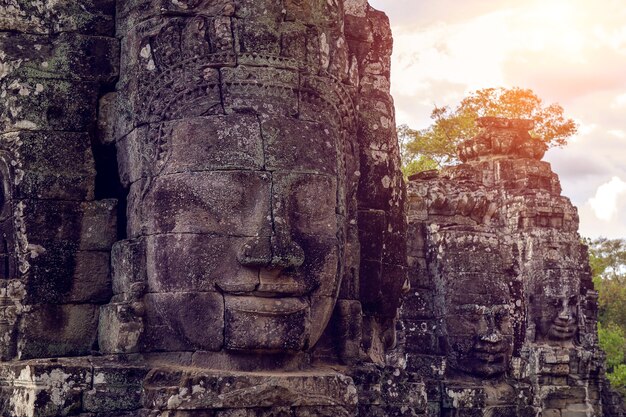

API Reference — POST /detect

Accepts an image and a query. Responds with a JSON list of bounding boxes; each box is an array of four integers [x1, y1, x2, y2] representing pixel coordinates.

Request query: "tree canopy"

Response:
[[588, 237, 626, 397], [400, 87, 578, 177]]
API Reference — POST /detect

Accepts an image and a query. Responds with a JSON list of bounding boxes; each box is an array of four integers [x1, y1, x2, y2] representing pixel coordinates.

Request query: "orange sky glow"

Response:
[[369, 0, 626, 238]]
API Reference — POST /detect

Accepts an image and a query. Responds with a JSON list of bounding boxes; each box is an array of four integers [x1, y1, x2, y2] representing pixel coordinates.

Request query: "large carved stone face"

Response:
[[434, 231, 515, 378], [116, 0, 360, 357], [128, 114, 347, 354], [533, 282, 578, 343], [446, 303, 513, 377]]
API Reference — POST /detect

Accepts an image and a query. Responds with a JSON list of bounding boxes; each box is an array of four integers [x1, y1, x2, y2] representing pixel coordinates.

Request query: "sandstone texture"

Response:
[[403, 117, 623, 416], [0, 1, 413, 416], [0, 1, 622, 417]]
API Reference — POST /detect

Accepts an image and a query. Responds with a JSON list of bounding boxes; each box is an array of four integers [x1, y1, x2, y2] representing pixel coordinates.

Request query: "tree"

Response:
[[400, 87, 578, 177], [589, 238, 626, 330], [588, 237, 626, 396]]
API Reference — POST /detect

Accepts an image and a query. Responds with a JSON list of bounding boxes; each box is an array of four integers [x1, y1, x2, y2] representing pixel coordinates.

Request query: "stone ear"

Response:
[[0, 156, 11, 222]]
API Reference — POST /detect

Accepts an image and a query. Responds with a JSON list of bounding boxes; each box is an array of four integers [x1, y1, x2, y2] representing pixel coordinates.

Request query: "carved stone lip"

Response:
[[217, 269, 311, 297], [256, 268, 311, 297], [473, 351, 506, 364], [472, 342, 508, 362], [224, 294, 309, 316], [549, 322, 576, 338], [255, 281, 310, 297]]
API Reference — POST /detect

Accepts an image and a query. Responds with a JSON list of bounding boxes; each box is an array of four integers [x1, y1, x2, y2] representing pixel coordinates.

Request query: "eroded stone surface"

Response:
[[403, 117, 622, 416], [0, 2, 620, 417], [0, 1, 413, 416]]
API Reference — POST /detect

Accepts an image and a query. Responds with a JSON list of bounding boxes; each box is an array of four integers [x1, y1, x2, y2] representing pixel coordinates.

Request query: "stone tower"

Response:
[[0, 1, 416, 416], [404, 117, 622, 416]]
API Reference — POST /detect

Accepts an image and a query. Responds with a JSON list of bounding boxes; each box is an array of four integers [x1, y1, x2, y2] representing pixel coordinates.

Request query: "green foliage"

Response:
[[588, 237, 626, 397], [608, 364, 626, 397], [589, 238, 626, 330], [398, 123, 457, 177], [399, 87, 578, 177], [599, 323, 626, 370]]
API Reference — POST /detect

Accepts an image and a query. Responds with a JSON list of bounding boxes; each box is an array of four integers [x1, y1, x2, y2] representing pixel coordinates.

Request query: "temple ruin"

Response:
[[0, 0, 622, 416]]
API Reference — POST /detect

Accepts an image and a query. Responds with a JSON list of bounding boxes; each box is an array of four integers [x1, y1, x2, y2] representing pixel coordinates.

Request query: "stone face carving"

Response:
[[531, 278, 579, 343], [431, 229, 515, 378], [404, 117, 622, 416], [0, 2, 623, 416], [111, 0, 361, 359]]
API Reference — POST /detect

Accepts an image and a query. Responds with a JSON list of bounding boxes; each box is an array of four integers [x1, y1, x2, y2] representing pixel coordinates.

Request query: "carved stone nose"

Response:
[[558, 311, 571, 320], [480, 332, 502, 344]]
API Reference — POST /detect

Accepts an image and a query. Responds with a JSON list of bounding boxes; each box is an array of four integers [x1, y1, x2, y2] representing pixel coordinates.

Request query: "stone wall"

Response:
[[0, 1, 416, 416], [0, 2, 623, 417], [0, 0, 119, 362], [403, 117, 623, 416]]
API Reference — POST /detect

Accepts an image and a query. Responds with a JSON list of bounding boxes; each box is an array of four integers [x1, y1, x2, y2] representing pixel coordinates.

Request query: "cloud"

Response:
[[391, 78, 468, 127], [502, 47, 626, 103], [369, 0, 522, 28], [587, 177, 626, 221]]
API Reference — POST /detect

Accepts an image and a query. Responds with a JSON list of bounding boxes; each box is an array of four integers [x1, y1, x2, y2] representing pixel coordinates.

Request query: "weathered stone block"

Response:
[[27, 247, 111, 304], [127, 171, 272, 238], [359, 260, 406, 318], [262, 117, 338, 174], [17, 304, 99, 359], [119, 115, 264, 185], [0, 78, 99, 133], [111, 239, 147, 296], [142, 292, 224, 352], [224, 295, 309, 351], [145, 234, 257, 294], [272, 172, 340, 236], [402, 286, 435, 319], [358, 210, 385, 262], [0, 32, 119, 82], [115, 61, 222, 138], [83, 362, 146, 413], [80, 199, 118, 251], [383, 210, 408, 266], [442, 386, 486, 409], [0, 0, 115, 35], [164, 115, 264, 174], [357, 148, 396, 211], [0, 359, 93, 417], [16, 131, 96, 201], [404, 319, 441, 354], [222, 66, 299, 116], [23, 200, 87, 245], [405, 354, 446, 380], [98, 302, 144, 354], [143, 370, 358, 410]]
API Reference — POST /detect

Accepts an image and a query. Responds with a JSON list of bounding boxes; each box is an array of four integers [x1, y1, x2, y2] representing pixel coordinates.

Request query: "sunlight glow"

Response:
[[373, 0, 626, 238], [612, 93, 626, 108], [387, 0, 626, 127]]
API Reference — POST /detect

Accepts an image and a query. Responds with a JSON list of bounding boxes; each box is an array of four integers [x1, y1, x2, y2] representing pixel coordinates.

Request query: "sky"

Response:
[[368, 0, 626, 239]]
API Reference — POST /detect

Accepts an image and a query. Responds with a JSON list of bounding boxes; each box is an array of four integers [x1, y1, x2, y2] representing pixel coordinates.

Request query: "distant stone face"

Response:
[[531, 276, 579, 344], [403, 117, 621, 416]]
